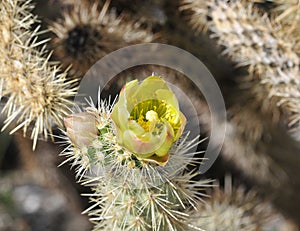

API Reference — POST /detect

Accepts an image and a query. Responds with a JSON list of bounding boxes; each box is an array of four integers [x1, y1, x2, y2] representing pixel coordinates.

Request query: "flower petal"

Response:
[[122, 129, 165, 157], [138, 153, 170, 166], [174, 112, 187, 140], [111, 75, 186, 164], [154, 121, 174, 157], [64, 112, 98, 147], [132, 76, 169, 103], [155, 89, 179, 111]]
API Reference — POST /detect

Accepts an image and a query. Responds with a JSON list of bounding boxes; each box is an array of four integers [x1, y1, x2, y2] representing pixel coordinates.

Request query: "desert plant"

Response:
[[192, 176, 275, 231], [62, 76, 212, 230], [181, 0, 300, 132], [1, 0, 300, 230], [50, 0, 155, 76], [0, 0, 77, 149]]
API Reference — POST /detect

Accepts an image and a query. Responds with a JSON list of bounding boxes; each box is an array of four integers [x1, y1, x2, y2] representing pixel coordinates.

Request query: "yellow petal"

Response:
[[122, 129, 166, 157], [154, 121, 174, 157], [132, 76, 169, 103], [155, 89, 179, 111]]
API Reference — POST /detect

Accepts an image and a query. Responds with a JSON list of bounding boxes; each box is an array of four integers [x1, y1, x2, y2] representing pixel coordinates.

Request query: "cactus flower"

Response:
[[64, 112, 98, 148], [111, 76, 186, 165]]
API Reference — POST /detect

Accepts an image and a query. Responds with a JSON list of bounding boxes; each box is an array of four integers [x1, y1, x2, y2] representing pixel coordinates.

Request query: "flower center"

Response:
[[130, 99, 181, 133]]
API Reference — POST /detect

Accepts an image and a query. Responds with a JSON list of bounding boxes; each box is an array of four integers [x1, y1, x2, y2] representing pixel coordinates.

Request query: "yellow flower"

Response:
[[111, 76, 186, 165]]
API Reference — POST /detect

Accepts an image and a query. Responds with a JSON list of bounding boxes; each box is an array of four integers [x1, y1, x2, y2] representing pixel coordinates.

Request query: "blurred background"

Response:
[[1, 0, 300, 230]]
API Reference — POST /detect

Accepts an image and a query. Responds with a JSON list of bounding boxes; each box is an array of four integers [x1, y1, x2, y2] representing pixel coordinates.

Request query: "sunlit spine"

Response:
[[0, 0, 78, 149], [191, 176, 277, 231], [181, 0, 300, 134], [62, 96, 212, 231]]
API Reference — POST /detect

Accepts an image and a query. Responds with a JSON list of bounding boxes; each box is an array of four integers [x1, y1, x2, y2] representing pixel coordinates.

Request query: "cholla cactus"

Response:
[[62, 76, 212, 230], [0, 0, 77, 149], [250, 0, 300, 52], [191, 176, 275, 231], [256, 0, 300, 30], [181, 0, 300, 133], [270, 0, 300, 53], [50, 0, 155, 76]]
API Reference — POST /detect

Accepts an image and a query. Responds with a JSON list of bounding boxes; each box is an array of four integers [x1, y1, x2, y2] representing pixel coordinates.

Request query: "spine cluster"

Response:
[[50, 0, 155, 76], [192, 177, 275, 231], [268, 0, 300, 53], [62, 99, 212, 231], [182, 0, 300, 132], [1, 0, 298, 230], [0, 0, 77, 149]]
